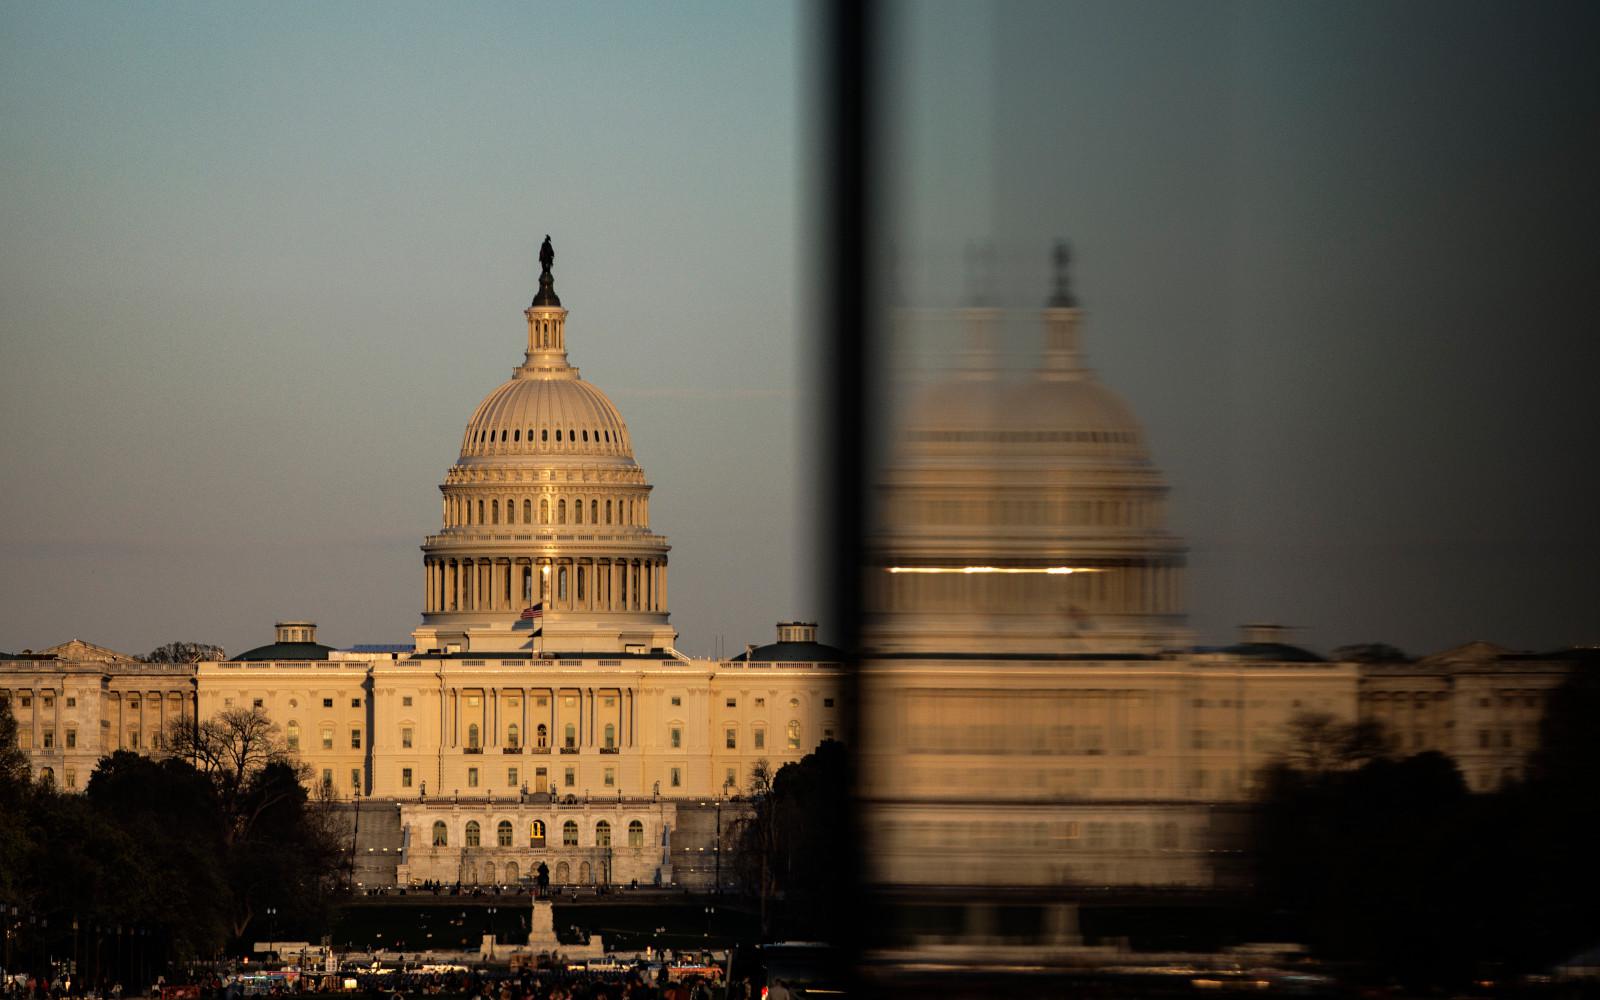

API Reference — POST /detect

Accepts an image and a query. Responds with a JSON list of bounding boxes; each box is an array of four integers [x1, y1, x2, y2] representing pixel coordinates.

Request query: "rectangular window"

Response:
[[17, 727, 30, 749], [507, 767, 518, 787], [670, 766, 682, 788], [725, 767, 736, 789], [321, 768, 333, 787], [467, 767, 479, 787], [755, 697, 765, 707], [351, 729, 362, 749], [350, 768, 360, 789], [19, 697, 30, 708], [670, 695, 682, 706], [65, 729, 77, 749], [725, 728, 737, 749], [351, 698, 361, 709], [670, 727, 682, 749], [604, 767, 615, 787], [253, 699, 264, 709], [754, 728, 765, 750], [42, 730, 54, 749], [564, 767, 575, 787], [66, 697, 76, 708], [823, 728, 835, 740], [401, 727, 414, 749], [469, 695, 482, 707], [66, 769, 77, 789], [402, 696, 413, 707], [43, 696, 54, 709], [401, 767, 413, 788], [726, 697, 737, 708], [604, 696, 616, 708], [322, 729, 334, 750], [824, 698, 835, 708], [128, 729, 140, 749]]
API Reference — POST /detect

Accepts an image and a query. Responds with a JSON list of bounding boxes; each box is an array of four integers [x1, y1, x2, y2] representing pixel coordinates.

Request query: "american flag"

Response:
[[520, 602, 544, 622]]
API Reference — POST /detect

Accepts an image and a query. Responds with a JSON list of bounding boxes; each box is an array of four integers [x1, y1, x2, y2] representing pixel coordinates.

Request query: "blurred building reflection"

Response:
[[859, 252, 1360, 957]]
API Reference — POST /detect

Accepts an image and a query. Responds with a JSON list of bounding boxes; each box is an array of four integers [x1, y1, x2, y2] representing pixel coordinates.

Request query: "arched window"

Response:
[[558, 499, 567, 524], [575, 499, 583, 524], [286, 721, 300, 752], [523, 499, 532, 523], [497, 820, 513, 847], [606, 500, 612, 524], [492, 499, 500, 524], [591, 500, 598, 523], [787, 720, 801, 749], [530, 819, 546, 847], [604, 723, 615, 750], [540, 498, 550, 524], [465, 821, 481, 847], [595, 820, 611, 847], [432, 821, 448, 846], [558, 566, 568, 600], [507, 723, 520, 748], [628, 819, 644, 848], [536, 723, 548, 749], [477, 499, 485, 523], [467, 723, 480, 749], [562, 820, 578, 847], [564, 723, 576, 749]]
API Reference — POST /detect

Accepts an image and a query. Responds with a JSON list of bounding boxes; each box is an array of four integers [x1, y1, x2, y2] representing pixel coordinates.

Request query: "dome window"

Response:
[[582, 430, 589, 442], [542, 428, 549, 442], [556, 429, 562, 442], [568, 428, 575, 443], [514, 429, 520, 442]]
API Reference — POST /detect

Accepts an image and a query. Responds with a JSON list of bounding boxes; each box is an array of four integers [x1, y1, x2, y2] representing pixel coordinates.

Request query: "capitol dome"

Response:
[[867, 246, 1188, 656], [413, 238, 676, 657], [458, 374, 634, 463]]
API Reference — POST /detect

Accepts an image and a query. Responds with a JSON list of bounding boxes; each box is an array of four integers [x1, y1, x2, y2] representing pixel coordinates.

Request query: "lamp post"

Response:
[[265, 907, 277, 964]]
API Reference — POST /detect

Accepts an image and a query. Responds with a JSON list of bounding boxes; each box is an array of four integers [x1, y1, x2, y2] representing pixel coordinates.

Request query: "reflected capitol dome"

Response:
[[869, 244, 1189, 656]]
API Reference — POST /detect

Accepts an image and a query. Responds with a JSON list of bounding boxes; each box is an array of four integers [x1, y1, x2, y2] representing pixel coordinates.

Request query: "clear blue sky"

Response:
[[3, 3, 1595, 659]]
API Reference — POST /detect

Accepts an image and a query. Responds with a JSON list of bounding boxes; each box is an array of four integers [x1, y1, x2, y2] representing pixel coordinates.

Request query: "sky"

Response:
[[2, 3, 1596, 660]]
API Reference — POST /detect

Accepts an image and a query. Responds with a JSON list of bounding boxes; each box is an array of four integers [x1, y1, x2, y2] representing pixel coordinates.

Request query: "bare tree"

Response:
[[1282, 711, 1390, 775], [167, 708, 304, 843]]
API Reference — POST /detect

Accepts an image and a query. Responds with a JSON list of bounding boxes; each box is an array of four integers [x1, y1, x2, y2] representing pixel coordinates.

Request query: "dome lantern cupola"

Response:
[[521, 235, 572, 376], [1041, 240, 1087, 380]]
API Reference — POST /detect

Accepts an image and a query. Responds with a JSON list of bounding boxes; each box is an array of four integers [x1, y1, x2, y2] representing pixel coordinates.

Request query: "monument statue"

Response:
[[539, 234, 554, 274]]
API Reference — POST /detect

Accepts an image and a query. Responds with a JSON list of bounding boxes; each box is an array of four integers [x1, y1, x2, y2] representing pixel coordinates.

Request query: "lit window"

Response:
[[787, 720, 801, 749], [287, 721, 301, 752], [530, 820, 546, 846]]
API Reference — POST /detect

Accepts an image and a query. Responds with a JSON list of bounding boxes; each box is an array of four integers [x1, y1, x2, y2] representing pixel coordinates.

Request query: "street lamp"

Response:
[[265, 907, 277, 963]]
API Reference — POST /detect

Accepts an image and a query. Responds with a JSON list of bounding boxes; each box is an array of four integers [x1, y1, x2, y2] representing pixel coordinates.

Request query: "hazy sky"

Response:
[[2, 3, 1595, 660], [0, 2, 812, 658]]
